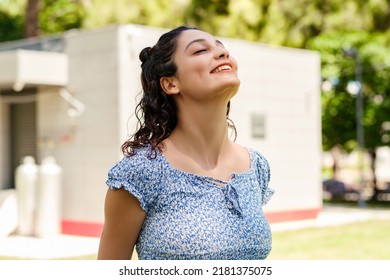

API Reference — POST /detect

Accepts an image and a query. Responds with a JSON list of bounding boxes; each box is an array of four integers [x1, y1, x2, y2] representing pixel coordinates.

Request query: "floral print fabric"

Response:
[[106, 146, 274, 260]]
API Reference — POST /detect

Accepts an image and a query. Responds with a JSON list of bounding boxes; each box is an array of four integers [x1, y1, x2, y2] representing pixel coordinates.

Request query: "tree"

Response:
[[39, 0, 85, 34], [25, 0, 40, 37], [0, 0, 25, 42], [81, 0, 187, 29], [0, 9, 24, 42], [309, 30, 390, 198], [184, 0, 230, 34], [0, 0, 85, 41]]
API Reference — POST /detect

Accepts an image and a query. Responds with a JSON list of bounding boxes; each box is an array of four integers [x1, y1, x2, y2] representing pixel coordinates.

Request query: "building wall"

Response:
[[37, 27, 124, 229], [227, 41, 322, 214]]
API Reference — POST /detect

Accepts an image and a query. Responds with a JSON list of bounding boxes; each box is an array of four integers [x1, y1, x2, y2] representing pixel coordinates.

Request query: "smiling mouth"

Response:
[[211, 64, 232, 73]]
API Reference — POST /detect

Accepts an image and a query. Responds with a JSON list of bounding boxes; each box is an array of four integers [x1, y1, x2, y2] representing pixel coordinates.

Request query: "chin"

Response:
[[225, 77, 241, 91], [218, 81, 240, 98]]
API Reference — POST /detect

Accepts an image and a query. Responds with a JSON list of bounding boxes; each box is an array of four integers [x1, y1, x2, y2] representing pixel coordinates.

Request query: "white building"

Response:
[[0, 25, 322, 237]]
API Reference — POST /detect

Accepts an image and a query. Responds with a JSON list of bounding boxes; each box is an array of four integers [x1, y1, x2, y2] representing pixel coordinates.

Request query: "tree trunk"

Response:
[[369, 148, 379, 201], [331, 146, 341, 180], [24, 0, 40, 38]]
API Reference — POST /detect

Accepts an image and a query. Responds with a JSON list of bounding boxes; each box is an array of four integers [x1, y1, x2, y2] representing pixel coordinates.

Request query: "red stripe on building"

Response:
[[265, 208, 321, 223], [61, 220, 103, 238]]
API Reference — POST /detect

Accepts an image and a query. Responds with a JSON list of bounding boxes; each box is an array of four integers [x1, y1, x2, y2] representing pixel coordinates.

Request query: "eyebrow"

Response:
[[184, 39, 225, 52]]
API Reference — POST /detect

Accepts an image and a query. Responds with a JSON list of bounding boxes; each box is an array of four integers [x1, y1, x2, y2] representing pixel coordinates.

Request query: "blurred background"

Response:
[[0, 0, 390, 259]]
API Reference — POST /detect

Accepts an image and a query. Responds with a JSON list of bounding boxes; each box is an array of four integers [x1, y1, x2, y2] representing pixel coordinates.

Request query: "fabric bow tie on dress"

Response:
[[204, 176, 243, 216], [223, 183, 243, 216]]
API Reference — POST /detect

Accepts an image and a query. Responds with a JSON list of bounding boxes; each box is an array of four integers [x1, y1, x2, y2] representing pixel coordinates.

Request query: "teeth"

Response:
[[212, 65, 232, 73]]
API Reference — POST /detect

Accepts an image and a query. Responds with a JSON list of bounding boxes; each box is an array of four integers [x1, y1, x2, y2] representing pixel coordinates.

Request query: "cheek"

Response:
[[178, 64, 209, 81], [230, 57, 239, 71]]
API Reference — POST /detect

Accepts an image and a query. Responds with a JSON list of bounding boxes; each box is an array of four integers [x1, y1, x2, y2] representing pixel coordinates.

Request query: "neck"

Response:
[[168, 100, 231, 168]]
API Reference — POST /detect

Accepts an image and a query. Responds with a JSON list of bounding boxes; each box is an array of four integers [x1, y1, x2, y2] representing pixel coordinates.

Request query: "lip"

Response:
[[210, 63, 233, 74]]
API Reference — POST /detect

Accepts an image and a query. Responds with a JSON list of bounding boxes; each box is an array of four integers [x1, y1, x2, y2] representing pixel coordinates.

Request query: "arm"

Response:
[[97, 187, 146, 260]]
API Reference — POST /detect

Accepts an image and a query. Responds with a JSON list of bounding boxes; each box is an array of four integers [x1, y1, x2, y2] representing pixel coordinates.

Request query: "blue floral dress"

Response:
[[106, 146, 274, 260]]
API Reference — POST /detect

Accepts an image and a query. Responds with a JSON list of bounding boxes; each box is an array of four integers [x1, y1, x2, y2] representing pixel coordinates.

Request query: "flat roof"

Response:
[[0, 50, 68, 91]]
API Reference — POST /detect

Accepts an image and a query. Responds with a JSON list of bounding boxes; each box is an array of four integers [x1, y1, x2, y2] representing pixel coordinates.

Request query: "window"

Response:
[[251, 113, 266, 139]]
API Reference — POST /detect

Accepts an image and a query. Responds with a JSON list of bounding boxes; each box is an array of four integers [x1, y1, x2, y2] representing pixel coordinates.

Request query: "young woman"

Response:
[[97, 26, 274, 260]]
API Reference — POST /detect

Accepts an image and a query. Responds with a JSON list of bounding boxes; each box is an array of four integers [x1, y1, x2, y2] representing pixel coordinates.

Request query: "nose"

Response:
[[215, 47, 229, 59]]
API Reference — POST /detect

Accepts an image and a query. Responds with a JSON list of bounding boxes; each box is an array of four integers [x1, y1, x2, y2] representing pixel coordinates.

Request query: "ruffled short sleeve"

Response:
[[253, 149, 275, 206], [106, 150, 161, 212]]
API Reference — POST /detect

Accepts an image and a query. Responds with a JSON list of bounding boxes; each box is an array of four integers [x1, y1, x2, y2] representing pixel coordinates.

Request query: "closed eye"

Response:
[[193, 49, 208, 55]]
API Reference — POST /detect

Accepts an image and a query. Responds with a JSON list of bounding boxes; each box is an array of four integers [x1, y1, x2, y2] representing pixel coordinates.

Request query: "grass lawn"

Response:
[[268, 219, 390, 260]]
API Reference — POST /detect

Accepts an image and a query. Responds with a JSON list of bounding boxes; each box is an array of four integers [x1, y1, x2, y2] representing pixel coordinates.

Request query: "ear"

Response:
[[160, 77, 179, 95]]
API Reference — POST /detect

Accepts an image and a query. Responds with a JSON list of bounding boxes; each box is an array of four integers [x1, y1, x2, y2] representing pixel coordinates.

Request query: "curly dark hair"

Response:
[[121, 26, 237, 158]]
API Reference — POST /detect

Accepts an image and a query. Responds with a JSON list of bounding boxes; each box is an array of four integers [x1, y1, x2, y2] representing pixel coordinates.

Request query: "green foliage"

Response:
[[0, 0, 25, 42], [0, 0, 85, 40], [186, 0, 229, 21], [309, 31, 390, 152], [3, 0, 390, 49], [0, 9, 24, 42], [0, 0, 26, 15], [82, 0, 188, 29], [184, 0, 230, 34], [39, 0, 85, 34]]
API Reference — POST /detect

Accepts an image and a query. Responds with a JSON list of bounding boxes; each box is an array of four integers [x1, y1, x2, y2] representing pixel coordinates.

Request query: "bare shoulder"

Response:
[[230, 141, 249, 158], [102, 188, 146, 238], [229, 141, 251, 171], [104, 187, 145, 216]]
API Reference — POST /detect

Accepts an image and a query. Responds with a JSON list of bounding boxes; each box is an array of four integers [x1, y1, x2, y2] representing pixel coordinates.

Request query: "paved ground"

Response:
[[270, 204, 390, 232], [1, 204, 390, 259], [0, 234, 100, 259]]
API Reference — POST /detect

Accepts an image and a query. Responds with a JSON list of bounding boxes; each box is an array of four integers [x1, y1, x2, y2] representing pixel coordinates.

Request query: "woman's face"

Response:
[[171, 29, 240, 102]]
